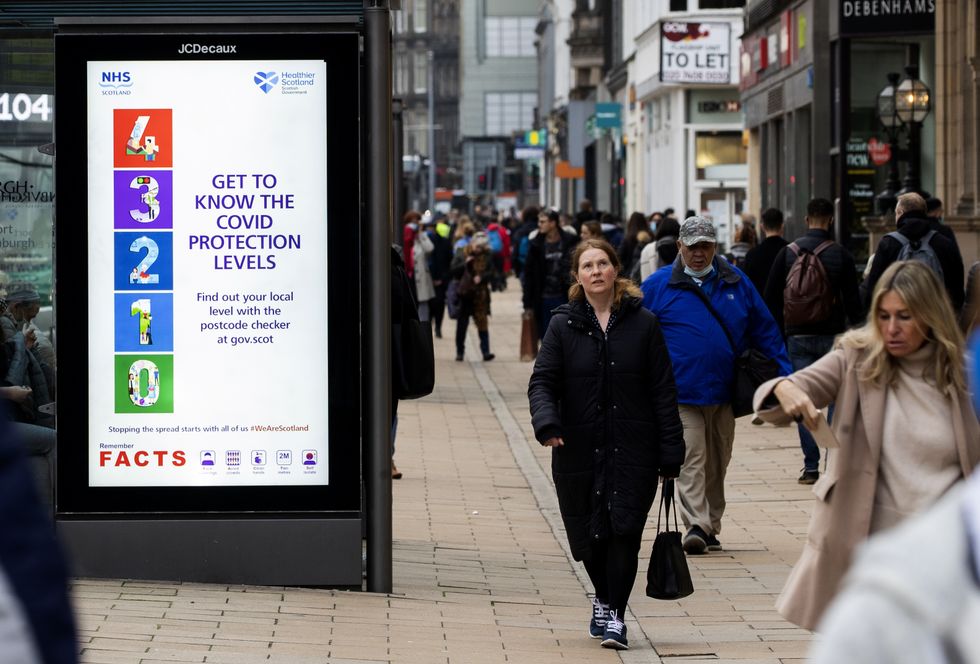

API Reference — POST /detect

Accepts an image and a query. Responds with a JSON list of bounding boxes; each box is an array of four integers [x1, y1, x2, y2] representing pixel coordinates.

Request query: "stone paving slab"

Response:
[[73, 279, 817, 663]]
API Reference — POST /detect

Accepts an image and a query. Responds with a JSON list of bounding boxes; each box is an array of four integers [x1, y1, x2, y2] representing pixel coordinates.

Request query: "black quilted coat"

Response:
[[528, 296, 685, 561]]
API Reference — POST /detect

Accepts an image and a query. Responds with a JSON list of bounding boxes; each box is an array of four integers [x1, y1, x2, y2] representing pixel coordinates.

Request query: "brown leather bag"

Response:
[[520, 311, 538, 362]]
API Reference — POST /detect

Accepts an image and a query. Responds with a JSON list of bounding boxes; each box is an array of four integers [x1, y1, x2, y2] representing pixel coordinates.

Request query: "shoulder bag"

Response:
[[687, 284, 781, 418], [646, 479, 694, 600], [393, 266, 435, 400]]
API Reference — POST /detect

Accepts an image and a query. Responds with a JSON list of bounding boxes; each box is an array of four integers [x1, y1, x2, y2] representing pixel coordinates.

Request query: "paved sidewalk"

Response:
[[74, 279, 817, 663]]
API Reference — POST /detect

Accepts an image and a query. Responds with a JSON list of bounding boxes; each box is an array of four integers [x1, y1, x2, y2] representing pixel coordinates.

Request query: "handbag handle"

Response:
[[656, 478, 679, 534]]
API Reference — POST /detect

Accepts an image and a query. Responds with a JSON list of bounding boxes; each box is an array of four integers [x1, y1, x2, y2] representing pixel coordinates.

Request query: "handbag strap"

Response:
[[682, 282, 738, 355], [657, 478, 679, 533], [398, 263, 421, 322]]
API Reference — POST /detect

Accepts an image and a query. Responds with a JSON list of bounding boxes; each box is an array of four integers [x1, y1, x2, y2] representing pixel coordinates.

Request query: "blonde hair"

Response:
[[568, 239, 641, 309], [838, 260, 965, 394], [895, 192, 926, 219], [453, 217, 475, 242]]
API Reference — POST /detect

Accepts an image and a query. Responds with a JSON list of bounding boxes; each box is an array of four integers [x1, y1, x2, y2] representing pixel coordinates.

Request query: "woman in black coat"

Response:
[[528, 238, 685, 651]]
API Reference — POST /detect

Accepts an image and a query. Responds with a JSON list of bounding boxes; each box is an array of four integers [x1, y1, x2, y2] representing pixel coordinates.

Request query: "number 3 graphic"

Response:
[[129, 175, 161, 223], [129, 235, 160, 284]]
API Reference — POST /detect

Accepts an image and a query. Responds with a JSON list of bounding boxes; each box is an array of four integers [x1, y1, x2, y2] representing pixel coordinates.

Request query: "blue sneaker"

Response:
[[705, 533, 722, 552], [589, 597, 609, 638], [601, 609, 628, 649]]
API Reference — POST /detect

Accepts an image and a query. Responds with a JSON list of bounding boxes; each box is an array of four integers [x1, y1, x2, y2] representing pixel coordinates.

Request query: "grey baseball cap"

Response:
[[678, 216, 717, 246]]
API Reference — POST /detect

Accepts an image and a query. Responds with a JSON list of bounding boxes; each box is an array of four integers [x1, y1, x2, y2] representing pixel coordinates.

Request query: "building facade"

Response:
[[625, 0, 745, 247], [393, 0, 461, 211], [740, 0, 937, 262], [458, 0, 539, 206], [935, 0, 980, 264]]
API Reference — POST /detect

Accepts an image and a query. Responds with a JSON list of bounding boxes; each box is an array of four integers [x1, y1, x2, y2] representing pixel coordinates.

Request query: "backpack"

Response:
[[887, 230, 945, 280], [487, 227, 504, 254], [783, 240, 836, 327]]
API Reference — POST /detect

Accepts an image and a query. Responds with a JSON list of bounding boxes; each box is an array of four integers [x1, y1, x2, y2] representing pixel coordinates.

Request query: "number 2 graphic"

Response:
[[129, 175, 161, 223], [129, 235, 160, 284]]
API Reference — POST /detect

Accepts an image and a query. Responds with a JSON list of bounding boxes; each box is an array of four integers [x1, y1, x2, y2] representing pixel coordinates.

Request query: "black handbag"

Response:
[[646, 479, 694, 600], [687, 285, 781, 418], [393, 267, 435, 400]]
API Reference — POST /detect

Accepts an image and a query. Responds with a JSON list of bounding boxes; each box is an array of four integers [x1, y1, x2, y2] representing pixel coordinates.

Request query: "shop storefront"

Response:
[[740, 0, 827, 239], [0, 36, 55, 308], [831, 2, 935, 259]]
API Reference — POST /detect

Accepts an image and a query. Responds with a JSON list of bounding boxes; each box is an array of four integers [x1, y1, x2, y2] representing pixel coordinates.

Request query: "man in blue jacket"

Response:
[[641, 216, 790, 555]]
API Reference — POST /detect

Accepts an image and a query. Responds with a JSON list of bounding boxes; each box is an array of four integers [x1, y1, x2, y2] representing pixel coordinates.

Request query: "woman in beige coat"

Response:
[[753, 260, 980, 631]]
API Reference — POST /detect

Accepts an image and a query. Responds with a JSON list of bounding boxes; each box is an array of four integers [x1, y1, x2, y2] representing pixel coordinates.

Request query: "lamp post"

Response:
[[874, 72, 902, 215], [895, 64, 931, 197]]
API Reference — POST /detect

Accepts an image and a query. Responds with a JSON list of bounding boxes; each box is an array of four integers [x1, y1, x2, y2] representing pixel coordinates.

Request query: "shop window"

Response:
[[0, 37, 55, 307], [695, 131, 747, 180], [413, 52, 428, 94], [414, 0, 428, 33], [485, 17, 537, 57], [669, 0, 687, 11], [485, 92, 537, 135], [698, 0, 745, 8], [394, 52, 409, 95]]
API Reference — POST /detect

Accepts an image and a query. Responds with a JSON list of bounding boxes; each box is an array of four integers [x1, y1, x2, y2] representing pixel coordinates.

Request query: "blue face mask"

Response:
[[684, 263, 714, 279]]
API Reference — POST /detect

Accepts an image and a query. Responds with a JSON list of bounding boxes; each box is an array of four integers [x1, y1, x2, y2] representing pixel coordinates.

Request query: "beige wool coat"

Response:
[[753, 345, 980, 631]]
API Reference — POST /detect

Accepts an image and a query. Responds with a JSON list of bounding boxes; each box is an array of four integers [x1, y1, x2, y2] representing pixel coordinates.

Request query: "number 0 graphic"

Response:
[[129, 235, 160, 284], [129, 175, 161, 223], [127, 359, 160, 407]]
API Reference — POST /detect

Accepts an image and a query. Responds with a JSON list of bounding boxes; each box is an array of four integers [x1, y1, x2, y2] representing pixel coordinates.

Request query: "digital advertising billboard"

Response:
[[56, 32, 361, 515]]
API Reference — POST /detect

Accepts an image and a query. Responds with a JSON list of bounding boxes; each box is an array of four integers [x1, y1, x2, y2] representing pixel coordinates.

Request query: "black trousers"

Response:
[[431, 281, 447, 332], [582, 530, 644, 616]]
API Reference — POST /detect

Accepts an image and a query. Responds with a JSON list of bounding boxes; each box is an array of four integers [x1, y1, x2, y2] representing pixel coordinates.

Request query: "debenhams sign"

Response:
[[840, 0, 935, 36]]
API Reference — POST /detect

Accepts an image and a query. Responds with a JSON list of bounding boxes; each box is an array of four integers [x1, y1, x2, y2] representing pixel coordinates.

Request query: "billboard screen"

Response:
[[56, 33, 360, 513]]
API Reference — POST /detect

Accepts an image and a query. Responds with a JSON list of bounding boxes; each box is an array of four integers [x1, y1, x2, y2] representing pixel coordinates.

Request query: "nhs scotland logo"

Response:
[[100, 71, 132, 89], [254, 71, 279, 94]]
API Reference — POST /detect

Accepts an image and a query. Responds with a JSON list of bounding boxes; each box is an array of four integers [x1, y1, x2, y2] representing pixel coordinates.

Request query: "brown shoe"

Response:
[[392, 461, 403, 480]]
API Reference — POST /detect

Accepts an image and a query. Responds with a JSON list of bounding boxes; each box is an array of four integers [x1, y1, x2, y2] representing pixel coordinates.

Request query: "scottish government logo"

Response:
[[254, 71, 279, 94]]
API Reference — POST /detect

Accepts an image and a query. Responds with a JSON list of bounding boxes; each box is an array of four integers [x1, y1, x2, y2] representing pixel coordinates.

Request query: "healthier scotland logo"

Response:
[[253, 71, 279, 94]]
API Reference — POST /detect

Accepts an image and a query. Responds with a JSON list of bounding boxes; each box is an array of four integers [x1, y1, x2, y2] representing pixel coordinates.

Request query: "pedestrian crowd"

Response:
[[440, 192, 980, 657]]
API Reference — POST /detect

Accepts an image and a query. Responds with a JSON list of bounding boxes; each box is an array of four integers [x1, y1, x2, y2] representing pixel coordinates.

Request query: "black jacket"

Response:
[[764, 229, 864, 336], [862, 211, 965, 311], [521, 231, 578, 311], [527, 297, 685, 560], [743, 235, 788, 296], [427, 231, 453, 283]]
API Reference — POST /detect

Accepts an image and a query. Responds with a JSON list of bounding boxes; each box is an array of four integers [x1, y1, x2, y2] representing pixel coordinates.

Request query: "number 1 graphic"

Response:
[[130, 298, 152, 345]]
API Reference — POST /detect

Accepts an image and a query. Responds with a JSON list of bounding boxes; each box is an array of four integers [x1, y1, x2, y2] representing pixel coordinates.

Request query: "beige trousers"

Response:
[[676, 404, 736, 536]]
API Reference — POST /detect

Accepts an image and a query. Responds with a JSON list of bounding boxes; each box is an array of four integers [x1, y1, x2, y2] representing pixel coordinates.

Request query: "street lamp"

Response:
[[895, 64, 931, 197], [874, 72, 902, 215]]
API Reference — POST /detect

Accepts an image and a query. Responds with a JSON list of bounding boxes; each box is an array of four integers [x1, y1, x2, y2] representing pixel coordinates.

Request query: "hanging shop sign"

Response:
[[840, 0, 935, 37], [660, 22, 731, 84]]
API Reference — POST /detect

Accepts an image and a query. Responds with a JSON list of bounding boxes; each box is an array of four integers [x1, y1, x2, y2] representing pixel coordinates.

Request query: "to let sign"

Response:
[[661, 22, 731, 84]]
